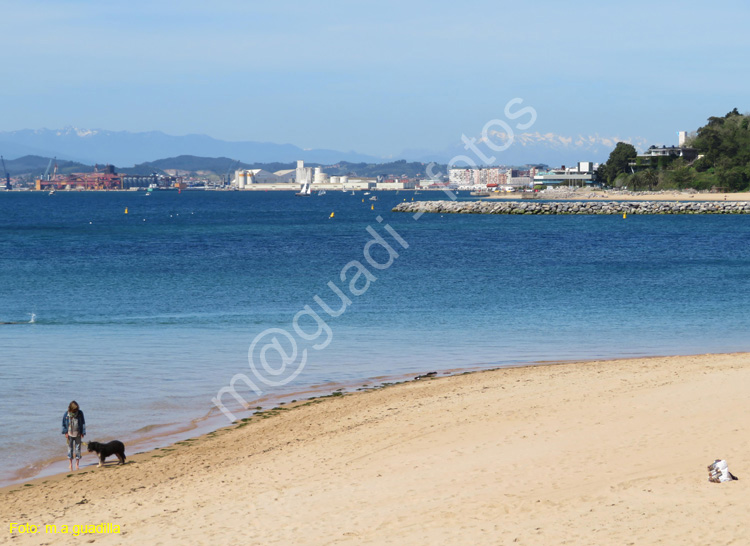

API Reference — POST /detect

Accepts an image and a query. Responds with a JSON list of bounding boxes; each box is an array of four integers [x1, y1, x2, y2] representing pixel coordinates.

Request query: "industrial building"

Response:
[[34, 163, 182, 191], [232, 160, 376, 191], [376, 176, 417, 190], [274, 169, 296, 183], [234, 169, 281, 188]]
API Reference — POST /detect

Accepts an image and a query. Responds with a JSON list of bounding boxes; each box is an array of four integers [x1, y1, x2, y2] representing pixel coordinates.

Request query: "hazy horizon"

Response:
[[4, 1, 748, 159]]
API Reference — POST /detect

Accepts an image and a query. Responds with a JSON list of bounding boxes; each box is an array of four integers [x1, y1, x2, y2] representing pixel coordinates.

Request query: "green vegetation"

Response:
[[4, 155, 444, 182], [690, 108, 750, 190], [324, 159, 444, 179], [597, 142, 637, 185], [599, 109, 750, 191], [4, 155, 95, 180]]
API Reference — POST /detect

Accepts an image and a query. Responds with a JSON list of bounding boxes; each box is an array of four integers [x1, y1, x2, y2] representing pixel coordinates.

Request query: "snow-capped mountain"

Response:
[[400, 131, 649, 167], [0, 127, 648, 167], [0, 128, 382, 167]]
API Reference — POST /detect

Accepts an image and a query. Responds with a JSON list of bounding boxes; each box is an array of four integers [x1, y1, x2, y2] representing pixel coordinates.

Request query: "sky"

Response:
[[3, 0, 750, 158]]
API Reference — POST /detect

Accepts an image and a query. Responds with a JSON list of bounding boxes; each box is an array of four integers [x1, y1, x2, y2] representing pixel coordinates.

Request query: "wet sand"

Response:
[[3, 353, 749, 545]]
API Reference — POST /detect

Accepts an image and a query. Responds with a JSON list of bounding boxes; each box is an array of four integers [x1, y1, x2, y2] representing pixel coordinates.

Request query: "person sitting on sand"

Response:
[[61, 401, 86, 471]]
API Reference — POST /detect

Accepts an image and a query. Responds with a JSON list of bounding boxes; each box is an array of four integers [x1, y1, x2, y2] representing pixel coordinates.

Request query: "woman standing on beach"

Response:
[[61, 401, 86, 471]]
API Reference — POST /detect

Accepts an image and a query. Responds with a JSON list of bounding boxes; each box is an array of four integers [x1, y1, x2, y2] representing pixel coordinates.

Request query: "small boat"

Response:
[[317, 189, 326, 196], [1, 313, 35, 325], [296, 182, 312, 196], [48, 188, 56, 195], [364, 192, 370, 195], [369, 195, 378, 201]]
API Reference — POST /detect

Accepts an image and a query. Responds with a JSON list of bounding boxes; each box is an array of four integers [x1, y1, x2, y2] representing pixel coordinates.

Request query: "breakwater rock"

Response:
[[392, 200, 750, 215]]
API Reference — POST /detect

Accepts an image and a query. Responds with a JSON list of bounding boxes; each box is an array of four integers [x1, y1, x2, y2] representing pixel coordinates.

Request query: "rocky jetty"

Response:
[[393, 200, 750, 215]]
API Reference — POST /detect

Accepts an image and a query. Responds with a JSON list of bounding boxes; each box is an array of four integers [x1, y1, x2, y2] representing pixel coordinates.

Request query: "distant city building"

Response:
[[532, 162, 596, 185], [121, 173, 180, 189], [449, 167, 507, 188], [506, 169, 534, 187], [376, 180, 416, 190]]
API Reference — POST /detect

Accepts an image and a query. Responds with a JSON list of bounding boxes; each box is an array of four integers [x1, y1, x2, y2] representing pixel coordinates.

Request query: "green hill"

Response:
[[600, 108, 750, 191], [4, 155, 94, 178], [4, 155, 447, 183]]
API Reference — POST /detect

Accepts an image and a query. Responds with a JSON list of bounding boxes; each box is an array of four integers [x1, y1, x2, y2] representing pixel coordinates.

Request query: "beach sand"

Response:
[[486, 190, 750, 202], [3, 353, 749, 545]]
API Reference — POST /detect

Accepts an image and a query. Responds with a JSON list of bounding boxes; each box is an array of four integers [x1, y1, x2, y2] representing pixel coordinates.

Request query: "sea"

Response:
[[2, 190, 750, 485]]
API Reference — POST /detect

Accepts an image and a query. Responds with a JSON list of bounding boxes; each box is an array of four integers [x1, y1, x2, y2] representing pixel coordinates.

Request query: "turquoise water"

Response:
[[2, 191, 750, 483]]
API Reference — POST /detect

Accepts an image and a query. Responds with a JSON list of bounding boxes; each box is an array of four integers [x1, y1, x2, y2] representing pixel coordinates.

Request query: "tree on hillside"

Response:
[[692, 108, 750, 191], [669, 158, 695, 189], [600, 142, 637, 184]]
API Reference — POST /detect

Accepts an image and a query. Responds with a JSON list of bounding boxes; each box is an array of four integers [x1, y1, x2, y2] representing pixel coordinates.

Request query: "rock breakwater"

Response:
[[393, 200, 750, 215]]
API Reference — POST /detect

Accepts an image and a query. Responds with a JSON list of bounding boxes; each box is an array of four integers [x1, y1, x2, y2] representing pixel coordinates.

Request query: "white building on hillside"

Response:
[[533, 162, 597, 186]]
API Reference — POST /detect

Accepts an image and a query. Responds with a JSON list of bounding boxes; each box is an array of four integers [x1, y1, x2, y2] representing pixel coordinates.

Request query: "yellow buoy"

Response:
[[623, 212, 627, 219], [124, 207, 128, 214], [362, 199, 364, 203], [371, 204, 374, 211], [329, 212, 334, 219]]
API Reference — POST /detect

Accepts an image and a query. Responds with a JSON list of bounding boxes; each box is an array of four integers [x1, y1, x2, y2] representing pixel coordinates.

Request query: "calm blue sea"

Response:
[[2, 190, 750, 484]]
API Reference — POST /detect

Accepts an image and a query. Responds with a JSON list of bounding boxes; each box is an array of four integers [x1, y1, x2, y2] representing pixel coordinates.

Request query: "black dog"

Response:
[[87, 440, 126, 467]]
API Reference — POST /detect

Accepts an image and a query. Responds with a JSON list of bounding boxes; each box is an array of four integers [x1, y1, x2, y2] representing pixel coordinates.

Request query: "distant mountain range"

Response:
[[0, 128, 383, 167], [402, 132, 650, 167], [2, 155, 442, 181], [0, 127, 649, 169]]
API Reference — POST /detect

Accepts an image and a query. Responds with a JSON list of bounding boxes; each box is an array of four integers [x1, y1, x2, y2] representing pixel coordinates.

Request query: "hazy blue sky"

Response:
[[4, 0, 749, 157]]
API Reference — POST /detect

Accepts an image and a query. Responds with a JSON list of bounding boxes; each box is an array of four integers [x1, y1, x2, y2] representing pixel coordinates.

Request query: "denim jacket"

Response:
[[61, 410, 86, 436]]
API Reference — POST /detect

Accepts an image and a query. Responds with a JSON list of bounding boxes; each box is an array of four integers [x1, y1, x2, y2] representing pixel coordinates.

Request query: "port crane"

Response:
[[225, 159, 240, 187], [1, 156, 10, 190], [43, 157, 55, 181]]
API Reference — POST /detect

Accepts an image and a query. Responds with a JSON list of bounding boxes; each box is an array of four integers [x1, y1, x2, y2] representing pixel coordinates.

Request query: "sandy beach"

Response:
[[485, 190, 750, 202], [3, 353, 749, 545]]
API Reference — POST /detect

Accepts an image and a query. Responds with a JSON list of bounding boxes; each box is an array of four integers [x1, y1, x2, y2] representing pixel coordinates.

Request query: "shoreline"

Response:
[[3, 349, 744, 489], [485, 190, 750, 202], [0, 351, 688, 489], [5, 188, 750, 201], [0, 366, 482, 488], [4, 351, 749, 544]]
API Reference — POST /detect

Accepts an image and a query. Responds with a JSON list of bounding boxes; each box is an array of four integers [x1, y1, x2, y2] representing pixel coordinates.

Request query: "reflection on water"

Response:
[[2, 192, 750, 485]]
